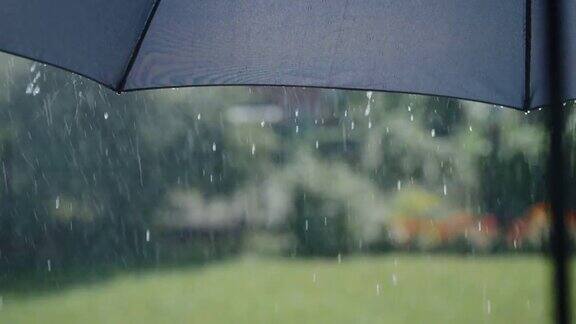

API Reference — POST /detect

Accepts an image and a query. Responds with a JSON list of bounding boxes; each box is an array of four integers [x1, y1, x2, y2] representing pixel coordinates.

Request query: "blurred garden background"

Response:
[[0, 52, 576, 323]]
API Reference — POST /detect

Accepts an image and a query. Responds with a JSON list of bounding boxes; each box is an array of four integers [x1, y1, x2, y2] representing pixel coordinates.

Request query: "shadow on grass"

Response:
[[0, 254, 239, 299], [0, 246, 550, 299], [0, 230, 246, 298]]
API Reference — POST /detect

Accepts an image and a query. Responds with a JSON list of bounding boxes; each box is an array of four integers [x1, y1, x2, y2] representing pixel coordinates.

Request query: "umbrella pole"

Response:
[[545, 1, 571, 324]]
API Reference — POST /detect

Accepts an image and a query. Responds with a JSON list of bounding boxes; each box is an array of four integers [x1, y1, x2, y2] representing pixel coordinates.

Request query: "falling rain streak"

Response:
[[0, 55, 570, 322]]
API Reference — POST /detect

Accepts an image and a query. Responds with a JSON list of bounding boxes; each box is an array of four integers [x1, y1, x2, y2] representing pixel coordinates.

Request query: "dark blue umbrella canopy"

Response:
[[0, 0, 575, 110], [0, 2, 574, 323]]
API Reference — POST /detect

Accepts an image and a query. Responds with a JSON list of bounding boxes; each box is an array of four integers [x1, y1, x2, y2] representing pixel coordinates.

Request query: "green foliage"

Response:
[[289, 186, 351, 256], [0, 52, 575, 277]]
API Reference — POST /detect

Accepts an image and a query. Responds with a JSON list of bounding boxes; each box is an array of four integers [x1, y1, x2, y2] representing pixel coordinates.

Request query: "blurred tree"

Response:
[[0, 52, 574, 277]]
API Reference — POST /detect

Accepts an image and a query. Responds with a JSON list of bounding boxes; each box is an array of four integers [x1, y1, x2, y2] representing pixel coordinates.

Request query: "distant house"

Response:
[[156, 191, 246, 245]]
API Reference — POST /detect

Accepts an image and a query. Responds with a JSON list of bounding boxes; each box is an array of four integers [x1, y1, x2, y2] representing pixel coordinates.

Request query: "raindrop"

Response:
[[30, 63, 37, 72], [197, 113, 202, 120], [469, 125, 473, 132], [212, 143, 217, 151], [315, 140, 319, 149], [486, 300, 492, 315], [431, 129, 436, 137], [368, 120, 372, 129], [351, 121, 355, 130], [305, 219, 309, 231], [366, 91, 373, 100], [397, 180, 402, 191], [376, 283, 381, 296], [260, 121, 265, 127], [145, 229, 150, 242], [337, 253, 342, 264], [410, 114, 414, 122], [312, 272, 317, 283], [295, 125, 299, 133], [25, 83, 34, 94], [251, 144, 256, 155], [55, 196, 60, 210], [295, 109, 299, 117], [443, 184, 447, 196], [47, 259, 52, 272], [104, 112, 109, 120], [391, 273, 398, 286]]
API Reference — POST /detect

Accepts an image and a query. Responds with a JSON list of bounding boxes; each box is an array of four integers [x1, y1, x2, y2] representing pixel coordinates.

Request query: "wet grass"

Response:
[[0, 255, 558, 323]]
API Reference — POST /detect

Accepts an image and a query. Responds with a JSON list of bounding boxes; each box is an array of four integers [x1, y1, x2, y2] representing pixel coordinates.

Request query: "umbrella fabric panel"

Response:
[[125, 0, 526, 108], [531, 0, 576, 108], [0, 0, 155, 88], [3, 0, 576, 110]]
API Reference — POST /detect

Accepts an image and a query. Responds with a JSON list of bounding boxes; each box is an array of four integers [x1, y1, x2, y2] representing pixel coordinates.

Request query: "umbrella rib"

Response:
[[116, 0, 163, 93], [524, 0, 532, 111]]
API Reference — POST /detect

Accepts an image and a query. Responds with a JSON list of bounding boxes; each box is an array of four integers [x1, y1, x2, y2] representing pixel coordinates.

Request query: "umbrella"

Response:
[[0, 0, 573, 110], [0, 0, 572, 322]]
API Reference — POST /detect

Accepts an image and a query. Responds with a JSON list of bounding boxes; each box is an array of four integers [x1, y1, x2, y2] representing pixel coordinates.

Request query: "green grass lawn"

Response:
[[0, 255, 559, 323]]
